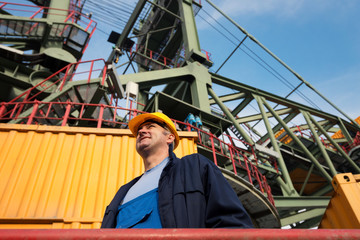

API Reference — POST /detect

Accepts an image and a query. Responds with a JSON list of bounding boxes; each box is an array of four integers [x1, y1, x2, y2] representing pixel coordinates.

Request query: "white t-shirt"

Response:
[[121, 157, 169, 204]]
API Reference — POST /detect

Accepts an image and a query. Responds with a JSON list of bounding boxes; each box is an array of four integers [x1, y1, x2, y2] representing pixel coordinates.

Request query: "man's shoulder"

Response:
[[176, 153, 215, 167]]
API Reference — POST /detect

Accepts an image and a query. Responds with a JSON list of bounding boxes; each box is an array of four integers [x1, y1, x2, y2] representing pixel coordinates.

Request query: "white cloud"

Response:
[[205, 0, 305, 19]]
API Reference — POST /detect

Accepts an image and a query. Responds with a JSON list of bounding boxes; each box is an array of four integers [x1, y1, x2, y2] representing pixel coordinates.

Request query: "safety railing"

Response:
[[2, 229, 360, 239], [7, 59, 108, 105], [0, 101, 135, 128], [201, 49, 212, 62], [276, 126, 336, 151], [0, 102, 274, 205], [129, 44, 185, 70], [0, 2, 96, 54], [340, 131, 360, 153], [0, 2, 96, 31]]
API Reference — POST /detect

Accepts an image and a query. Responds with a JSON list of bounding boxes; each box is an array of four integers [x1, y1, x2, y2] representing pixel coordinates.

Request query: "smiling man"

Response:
[[101, 112, 253, 229]]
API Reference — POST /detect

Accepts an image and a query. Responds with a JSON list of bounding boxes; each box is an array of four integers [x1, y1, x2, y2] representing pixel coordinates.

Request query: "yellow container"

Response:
[[319, 173, 360, 228], [0, 124, 197, 229]]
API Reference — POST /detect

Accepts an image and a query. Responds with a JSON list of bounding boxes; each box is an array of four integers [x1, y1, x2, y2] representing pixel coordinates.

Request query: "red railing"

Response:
[[8, 59, 108, 104], [340, 131, 360, 153], [201, 49, 212, 62], [2, 229, 360, 239], [0, 2, 96, 54], [130, 44, 185, 69], [0, 2, 96, 32], [0, 101, 138, 128]]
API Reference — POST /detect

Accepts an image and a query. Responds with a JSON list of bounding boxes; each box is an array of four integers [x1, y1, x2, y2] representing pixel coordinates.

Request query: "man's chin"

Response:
[[136, 143, 152, 153]]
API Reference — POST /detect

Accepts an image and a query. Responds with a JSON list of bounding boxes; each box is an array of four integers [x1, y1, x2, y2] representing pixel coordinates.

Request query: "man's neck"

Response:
[[142, 151, 169, 171]]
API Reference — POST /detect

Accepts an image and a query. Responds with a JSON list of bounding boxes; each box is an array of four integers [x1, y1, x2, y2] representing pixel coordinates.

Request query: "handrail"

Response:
[[2, 229, 360, 239], [0, 2, 97, 33], [130, 44, 184, 69], [8, 59, 107, 104]]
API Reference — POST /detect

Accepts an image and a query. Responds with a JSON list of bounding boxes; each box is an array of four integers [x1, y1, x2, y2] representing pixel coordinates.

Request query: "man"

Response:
[[101, 112, 253, 228]]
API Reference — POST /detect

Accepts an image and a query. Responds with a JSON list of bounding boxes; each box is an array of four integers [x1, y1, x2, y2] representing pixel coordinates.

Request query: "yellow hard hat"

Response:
[[128, 112, 180, 149]]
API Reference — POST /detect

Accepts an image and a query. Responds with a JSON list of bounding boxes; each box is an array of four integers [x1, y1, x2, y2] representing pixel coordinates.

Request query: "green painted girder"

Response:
[[236, 107, 295, 124], [162, 81, 192, 103], [274, 196, 330, 209], [280, 208, 326, 227], [209, 92, 247, 104], [259, 112, 298, 144], [178, 0, 206, 61], [121, 62, 212, 111], [210, 73, 360, 133]]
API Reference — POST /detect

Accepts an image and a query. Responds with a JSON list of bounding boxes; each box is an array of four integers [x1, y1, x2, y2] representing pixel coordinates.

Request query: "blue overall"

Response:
[[116, 188, 162, 228]]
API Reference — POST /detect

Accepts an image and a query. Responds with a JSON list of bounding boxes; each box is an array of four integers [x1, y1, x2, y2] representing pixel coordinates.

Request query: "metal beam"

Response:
[[178, 0, 205, 61], [209, 92, 246, 105], [236, 107, 294, 124], [302, 110, 337, 177], [254, 94, 297, 196], [210, 73, 360, 133], [231, 97, 252, 117], [259, 111, 298, 144], [337, 117, 353, 144], [261, 96, 333, 184], [308, 114, 360, 173], [207, 86, 254, 145], [274, 196, 330, 208], [280, 208, 327, 226]]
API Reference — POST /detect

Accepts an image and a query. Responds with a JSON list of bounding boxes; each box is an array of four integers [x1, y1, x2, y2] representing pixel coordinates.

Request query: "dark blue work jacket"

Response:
[[101, 152, 253, 228]]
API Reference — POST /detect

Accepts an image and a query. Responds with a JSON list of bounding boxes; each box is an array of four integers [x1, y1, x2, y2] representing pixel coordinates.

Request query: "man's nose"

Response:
[[137, 127, 148, 135]]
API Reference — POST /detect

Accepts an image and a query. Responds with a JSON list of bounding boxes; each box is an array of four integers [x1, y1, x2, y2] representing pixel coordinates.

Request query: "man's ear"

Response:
[[166, 133, 175, 145]]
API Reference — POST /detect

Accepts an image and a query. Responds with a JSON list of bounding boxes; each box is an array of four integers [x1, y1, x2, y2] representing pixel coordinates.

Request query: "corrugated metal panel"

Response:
[[319, 173, 360, 228], [0, 124, 197, 229]]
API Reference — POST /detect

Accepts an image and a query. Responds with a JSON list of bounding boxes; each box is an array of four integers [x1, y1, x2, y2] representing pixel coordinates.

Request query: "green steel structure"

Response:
[[1, 0, 360, 229]]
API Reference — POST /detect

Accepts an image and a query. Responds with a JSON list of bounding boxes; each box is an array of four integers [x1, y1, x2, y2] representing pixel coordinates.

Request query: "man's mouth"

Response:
[[139, 136, 151, 141]]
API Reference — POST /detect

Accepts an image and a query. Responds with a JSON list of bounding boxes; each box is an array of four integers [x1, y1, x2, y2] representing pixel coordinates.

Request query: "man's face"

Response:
[[135, 121, 174, 154]]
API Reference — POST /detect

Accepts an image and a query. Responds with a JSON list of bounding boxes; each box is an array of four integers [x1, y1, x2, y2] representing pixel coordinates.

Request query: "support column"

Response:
[[48, 0, 71, 22], [307, 114, 360, 173], [261, 97, 333, 184], [178, 0, 207, 62], [254, 95, 298, 196], [208, 86, 254, 145], [301, 110, 337, 176]]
